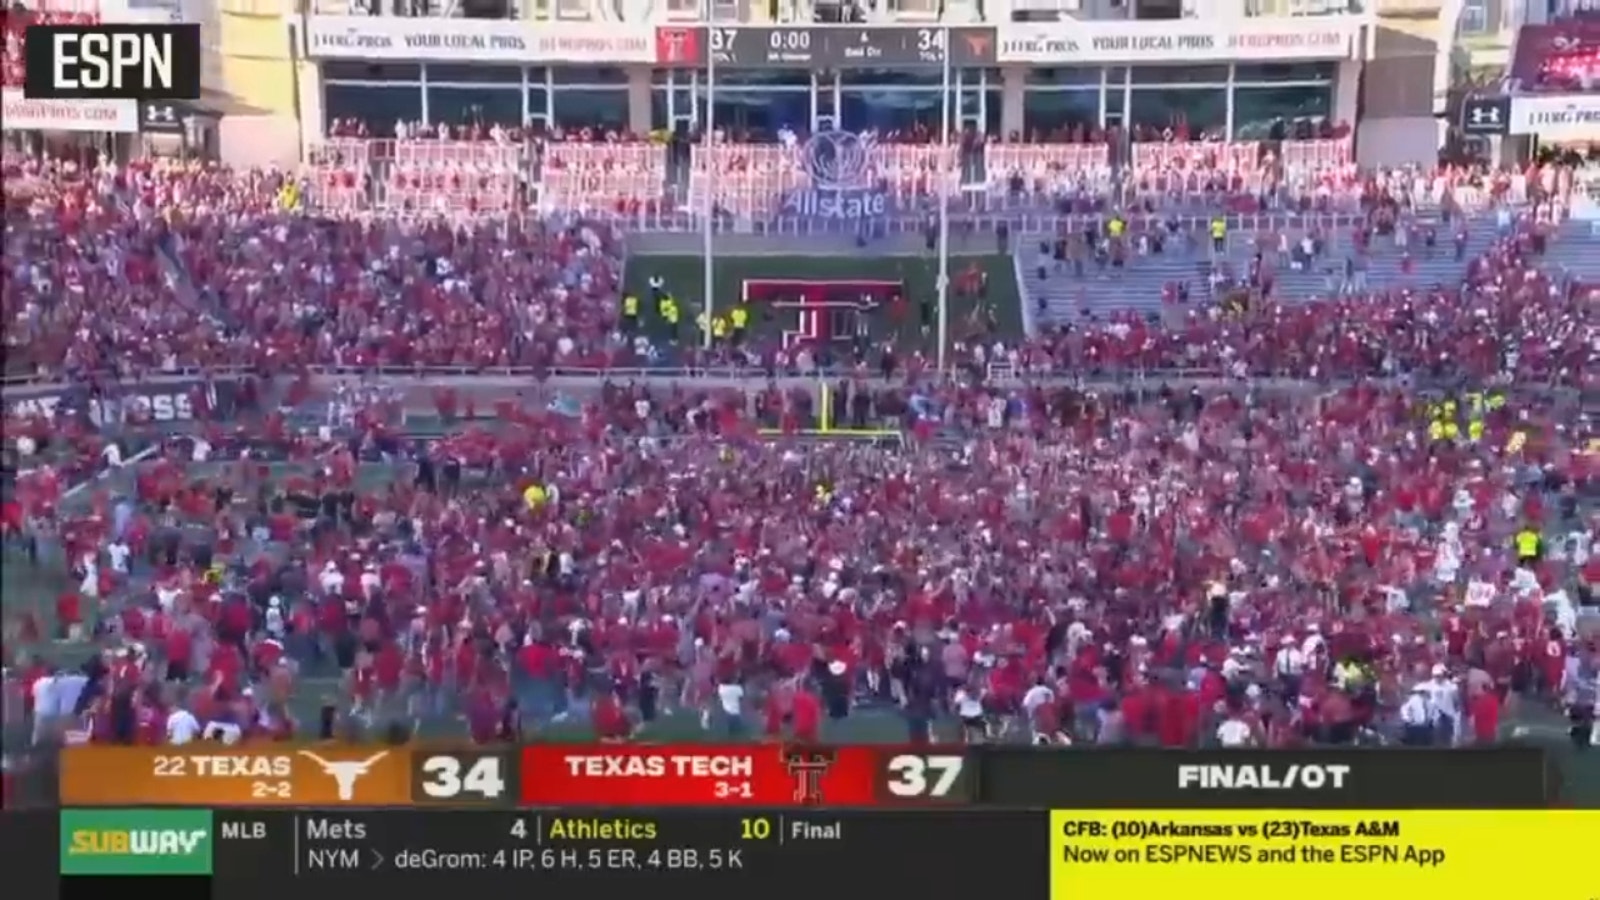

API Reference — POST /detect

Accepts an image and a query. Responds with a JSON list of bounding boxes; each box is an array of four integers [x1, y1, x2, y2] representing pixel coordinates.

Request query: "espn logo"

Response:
[[23, 24, 200, 101]]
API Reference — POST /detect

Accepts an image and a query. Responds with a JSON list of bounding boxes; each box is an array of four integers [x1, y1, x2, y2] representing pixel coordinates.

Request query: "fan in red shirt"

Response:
[[789, 684, 822, 744], [592, 684, 634, 743]]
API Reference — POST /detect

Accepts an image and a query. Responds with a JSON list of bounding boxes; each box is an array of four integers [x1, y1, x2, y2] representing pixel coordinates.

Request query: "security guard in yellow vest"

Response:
[[661, 298, 680, 337], [712, 315, 729, 342], [1467, 419, 1485, 443], [1514, 528, 1541, 566], [622, 294, 640, 332], [729, 305, 749, 344], [1210, 217, 1226, 253], [1107, 216, 1124, 240]]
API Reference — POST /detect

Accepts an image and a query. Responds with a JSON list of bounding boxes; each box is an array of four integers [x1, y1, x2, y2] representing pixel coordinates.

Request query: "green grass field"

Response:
[[621, 252, 1025, 355]]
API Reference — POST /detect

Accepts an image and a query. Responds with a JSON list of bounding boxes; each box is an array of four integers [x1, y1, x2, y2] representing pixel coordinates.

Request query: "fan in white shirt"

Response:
[[166, 709, 201, 745], [107, 542, 131, 575], [1274, 637, 1305, 678], [1216, 717, 1255, 747]]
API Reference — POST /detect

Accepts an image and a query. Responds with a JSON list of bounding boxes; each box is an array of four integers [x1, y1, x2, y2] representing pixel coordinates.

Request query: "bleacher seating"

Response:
[[3, 3, 99, 88], [1125, 141, 1271, 211], [984, 143, 1114, 205], [687, 144, 810, 220], [383, 141, 524, 216], [1510, 19, 1600, 92], [306, 139, 373, 213], [540, 142, 666, 216]]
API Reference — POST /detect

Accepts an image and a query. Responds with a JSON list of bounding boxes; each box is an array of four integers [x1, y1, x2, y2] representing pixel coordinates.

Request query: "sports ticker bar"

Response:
[[58, 746, 520, 807], [56, 745, 1549, 809]]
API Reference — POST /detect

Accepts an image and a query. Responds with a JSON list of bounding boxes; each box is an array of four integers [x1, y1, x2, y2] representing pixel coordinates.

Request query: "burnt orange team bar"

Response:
[[60, 745, 430, 807]]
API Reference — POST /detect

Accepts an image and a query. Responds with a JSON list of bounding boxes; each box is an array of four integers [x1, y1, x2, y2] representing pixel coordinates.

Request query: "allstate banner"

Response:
[[304, 15, 659, 64], [997, 20, 1359, 64], [1508, 94, 1600, 142]]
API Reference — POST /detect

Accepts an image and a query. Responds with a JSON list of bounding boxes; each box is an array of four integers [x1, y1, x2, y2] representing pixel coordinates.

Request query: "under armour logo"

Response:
[[145, 104, 176, 124], [1471, 106, 1500, 124]]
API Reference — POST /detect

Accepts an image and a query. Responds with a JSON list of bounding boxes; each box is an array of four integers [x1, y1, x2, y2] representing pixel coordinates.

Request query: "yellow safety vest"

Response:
[[1210, 220, 1225, 239], [663, 303, 679, 324], [623, 295, 638, 317], [1107, 219, 1124, 238], [1516, 531, 1539, 558], [712, 317, 728, 338], [730, 307, 748, 329], [1428, 421, 1445, 442]]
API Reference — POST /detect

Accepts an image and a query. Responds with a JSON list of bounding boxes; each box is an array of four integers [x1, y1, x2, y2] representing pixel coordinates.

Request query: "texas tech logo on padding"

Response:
[[741, 277, 895, 347]]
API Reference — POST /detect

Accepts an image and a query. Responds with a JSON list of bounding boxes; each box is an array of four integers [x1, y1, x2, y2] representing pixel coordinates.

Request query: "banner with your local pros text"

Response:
[[998, 20, 1359, 64], [1, 89, 136, 133], [1508, 94, 1600, 143], [304, 15, 658, 65]]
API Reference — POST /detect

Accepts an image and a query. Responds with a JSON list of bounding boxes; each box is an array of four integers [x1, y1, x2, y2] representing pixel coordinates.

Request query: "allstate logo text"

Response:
[[782, 127, 888, 220]]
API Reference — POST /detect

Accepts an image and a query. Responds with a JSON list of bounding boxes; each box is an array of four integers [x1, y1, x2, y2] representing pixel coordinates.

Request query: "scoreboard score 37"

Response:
[[3, 744, 1590, 900]]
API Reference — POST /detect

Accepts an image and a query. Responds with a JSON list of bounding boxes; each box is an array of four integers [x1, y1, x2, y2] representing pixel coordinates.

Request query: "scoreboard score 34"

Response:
[[4, 744, 1591, 900]]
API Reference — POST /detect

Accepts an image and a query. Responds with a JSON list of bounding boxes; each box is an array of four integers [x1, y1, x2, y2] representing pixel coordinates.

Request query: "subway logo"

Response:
[[59, 809, 213, 875]]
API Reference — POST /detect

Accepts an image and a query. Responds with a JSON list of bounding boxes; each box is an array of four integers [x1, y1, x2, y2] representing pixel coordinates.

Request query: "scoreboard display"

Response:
[[6, 745, 1592, 900]]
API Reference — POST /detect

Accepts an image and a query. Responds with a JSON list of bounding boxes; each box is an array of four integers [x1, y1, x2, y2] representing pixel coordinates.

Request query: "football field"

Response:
[[620, 252, 1026, 354]]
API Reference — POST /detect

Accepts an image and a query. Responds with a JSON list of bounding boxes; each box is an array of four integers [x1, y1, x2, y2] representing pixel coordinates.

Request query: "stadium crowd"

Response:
[[1, 145, 1596, 784]]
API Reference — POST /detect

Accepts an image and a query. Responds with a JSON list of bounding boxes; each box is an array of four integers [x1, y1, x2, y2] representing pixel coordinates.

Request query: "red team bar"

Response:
[[520, 745, 883, 806]]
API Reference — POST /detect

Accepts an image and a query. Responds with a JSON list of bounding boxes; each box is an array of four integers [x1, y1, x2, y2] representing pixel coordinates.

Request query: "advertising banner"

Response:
[[1508, 94, 1600, 142], [0, 89, 137, 133], [1459, 96, 1512, 136], [4, 378, 237, 428], [998, 20, 1358, 64], [304, 15, 659, 65]]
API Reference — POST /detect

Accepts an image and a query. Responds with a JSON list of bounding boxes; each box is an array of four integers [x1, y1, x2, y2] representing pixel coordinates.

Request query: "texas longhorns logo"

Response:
[[298, 750, 390, 801]]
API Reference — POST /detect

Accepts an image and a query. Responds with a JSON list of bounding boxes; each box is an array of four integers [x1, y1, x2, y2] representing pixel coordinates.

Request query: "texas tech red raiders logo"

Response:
[[742, 277, 896, 347], [654, 27, 701, 66]]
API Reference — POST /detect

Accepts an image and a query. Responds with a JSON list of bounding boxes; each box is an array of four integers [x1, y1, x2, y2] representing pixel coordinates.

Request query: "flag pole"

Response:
[[702, 47, 716, 351], [936, 33, 952, 376]]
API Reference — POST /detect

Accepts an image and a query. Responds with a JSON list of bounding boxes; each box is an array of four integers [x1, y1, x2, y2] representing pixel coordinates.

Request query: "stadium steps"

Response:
[[1547, 221, 1600, 283], [1019, 223, 1517, 322]]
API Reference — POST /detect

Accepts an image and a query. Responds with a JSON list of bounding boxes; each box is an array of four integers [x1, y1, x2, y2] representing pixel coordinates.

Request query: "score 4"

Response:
[[879, 753, 973, 804]]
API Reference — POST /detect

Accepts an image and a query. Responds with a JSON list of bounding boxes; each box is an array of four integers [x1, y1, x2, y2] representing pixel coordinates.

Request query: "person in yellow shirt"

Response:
[[621, 294, 640, 333], [661, 299, 680, 339], [711, 315, 729, 342], [1210, 217, 1226, 254], [729, 306, 749, 345], [1514, 528, 1540, 567], [523, 484, 547, 511]]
